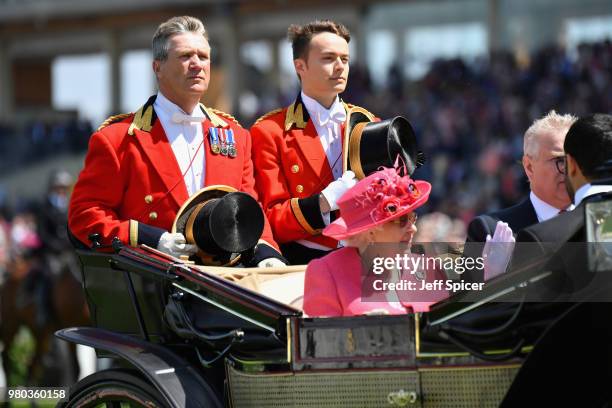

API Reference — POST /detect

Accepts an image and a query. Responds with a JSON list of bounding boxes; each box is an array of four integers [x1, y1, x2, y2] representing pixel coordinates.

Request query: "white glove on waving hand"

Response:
[[320, 170, 358, 212], [482, 221, 515, 281], [157, 232, 198, 258]]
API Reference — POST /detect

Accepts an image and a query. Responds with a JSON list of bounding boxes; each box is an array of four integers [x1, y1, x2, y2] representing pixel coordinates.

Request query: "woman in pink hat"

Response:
[[303, 166, 446, 317]]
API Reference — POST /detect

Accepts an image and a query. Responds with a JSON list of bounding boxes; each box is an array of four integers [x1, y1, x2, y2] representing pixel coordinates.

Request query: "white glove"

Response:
[[157, 232, 197, 258], [257, 257, 287, 268], [320, 170, 357, 211], [482, 221, 515, 281]]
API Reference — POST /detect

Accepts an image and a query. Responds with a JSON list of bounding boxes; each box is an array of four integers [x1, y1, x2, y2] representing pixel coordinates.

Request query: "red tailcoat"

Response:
[[251, 95, 374, 250], [69, 96, 279, 255]]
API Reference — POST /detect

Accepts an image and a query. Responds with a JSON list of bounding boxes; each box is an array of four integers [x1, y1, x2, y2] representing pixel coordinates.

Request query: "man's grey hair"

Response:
[[152, 16, 207, 61], [523, 110, 577, 158]]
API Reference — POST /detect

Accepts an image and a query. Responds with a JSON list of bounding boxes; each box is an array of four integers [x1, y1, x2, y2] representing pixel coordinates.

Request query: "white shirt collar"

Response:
[[300, 91, 346, 127], [530, 191, 573, 222], [574, 183, 612, 206], [154, 91, 205, 120]]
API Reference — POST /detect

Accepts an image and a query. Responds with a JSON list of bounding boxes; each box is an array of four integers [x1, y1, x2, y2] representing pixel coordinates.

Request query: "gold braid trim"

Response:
[[129, 219, 139, 247], [349, 122, 368, 179], [345, 103, 374, 118], [253, 108, 282, 126], [97, 113, 132, 132], [290, 198, 320, 235], [209, 107, 240, 127]]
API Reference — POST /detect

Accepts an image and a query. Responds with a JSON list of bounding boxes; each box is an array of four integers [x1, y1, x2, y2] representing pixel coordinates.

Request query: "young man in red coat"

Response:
[[251, 20, 374, 264], [69, 16, 283, 266]]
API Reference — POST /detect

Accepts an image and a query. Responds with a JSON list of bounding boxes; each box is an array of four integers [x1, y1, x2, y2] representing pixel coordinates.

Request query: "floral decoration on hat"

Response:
[[358, 168, 422, 224], [322, 165, 431, 240]]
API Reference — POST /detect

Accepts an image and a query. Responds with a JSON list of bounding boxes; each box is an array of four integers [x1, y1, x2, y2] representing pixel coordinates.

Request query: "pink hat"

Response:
[[323, 167, 431, 240]]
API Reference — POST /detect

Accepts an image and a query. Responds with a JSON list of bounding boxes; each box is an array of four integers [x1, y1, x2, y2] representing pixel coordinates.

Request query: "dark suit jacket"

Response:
[[509, 205, 585, 290], [463, 197, 539, 281], [466, 197, 539, 243], [510, 191, 612, 300]]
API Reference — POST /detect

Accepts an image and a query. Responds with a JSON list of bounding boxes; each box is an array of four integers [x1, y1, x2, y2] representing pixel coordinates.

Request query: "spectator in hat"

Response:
[[68, 16, 284, 267], [303, 166, 446, 317]]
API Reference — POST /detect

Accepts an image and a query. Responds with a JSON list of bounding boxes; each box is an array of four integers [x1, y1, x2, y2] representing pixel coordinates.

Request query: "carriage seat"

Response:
[[191, 264, 306, 310]]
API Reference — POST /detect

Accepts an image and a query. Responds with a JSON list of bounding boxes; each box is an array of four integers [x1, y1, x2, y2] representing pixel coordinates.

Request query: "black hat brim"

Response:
[[207, 192, 264, 253], [349, 116, 421, 178], [172, 185, 264, 265], [172, 185, 237, 236]]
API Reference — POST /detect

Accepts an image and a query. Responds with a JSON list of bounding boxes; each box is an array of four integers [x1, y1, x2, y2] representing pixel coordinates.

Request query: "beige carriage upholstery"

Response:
[[191, 264, 307, 310]]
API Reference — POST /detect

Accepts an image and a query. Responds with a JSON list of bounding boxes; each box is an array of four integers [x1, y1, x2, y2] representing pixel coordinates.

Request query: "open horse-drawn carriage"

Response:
[[55, 226, 612, 408]]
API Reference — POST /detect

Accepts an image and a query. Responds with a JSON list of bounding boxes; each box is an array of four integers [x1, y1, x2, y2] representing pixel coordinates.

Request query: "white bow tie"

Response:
[[317, 110, 346, 127], [171, 112, 205, 124]]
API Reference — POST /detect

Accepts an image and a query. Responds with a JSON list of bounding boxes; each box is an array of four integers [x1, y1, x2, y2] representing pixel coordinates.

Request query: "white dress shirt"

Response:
[[301, 91, 346, 180], [573, 183, 612, 206], [530, 191, 574, 222], [298, 92, 347, 250], [154, 92, 206, 197]]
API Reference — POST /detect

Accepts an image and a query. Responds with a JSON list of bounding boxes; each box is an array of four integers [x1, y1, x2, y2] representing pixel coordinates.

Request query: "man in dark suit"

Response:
[[500, 113, 612, 408], [467, 110, 576, 242], [463, 111, 576, 281], [518, 114, 612, 244]]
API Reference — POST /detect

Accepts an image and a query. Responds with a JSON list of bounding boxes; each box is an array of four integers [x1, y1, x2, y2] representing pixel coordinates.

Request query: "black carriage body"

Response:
[[59, 243, 604, 407]]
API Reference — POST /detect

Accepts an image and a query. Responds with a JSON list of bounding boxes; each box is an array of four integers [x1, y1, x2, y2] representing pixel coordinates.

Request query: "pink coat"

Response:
[[303, 247, 446, 317]]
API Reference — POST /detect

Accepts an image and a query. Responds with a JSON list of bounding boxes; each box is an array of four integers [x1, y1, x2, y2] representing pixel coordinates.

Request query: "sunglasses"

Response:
[[392, 212, 418, 228]]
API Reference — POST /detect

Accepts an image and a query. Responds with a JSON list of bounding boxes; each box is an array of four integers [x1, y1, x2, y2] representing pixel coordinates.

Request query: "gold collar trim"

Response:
[[200, 103, 229, 128]]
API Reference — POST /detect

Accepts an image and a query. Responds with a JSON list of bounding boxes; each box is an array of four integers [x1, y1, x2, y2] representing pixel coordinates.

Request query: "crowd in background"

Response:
[[0, 118, 92, 176], [0, 39, 611, 257], [244, 39, 612, 241]]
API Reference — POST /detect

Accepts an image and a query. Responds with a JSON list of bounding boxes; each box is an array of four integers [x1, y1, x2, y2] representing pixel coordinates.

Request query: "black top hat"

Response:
[[343, 108, 425, 179], [172, 185, 264, 266]]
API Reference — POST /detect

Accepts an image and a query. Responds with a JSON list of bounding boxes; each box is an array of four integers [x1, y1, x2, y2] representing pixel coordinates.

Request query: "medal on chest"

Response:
[[208, 127, 237, 158], [226, 129, 237, 158], [208, 127, 221, 154], [220, 129, 229, 156]]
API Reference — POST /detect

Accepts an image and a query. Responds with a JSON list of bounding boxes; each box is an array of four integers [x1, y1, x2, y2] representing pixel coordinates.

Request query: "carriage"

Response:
[[52, 224, 612, 408]]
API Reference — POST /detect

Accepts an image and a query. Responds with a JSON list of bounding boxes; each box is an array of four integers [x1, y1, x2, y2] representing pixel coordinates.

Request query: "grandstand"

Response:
[[0, 0, 611, 206]]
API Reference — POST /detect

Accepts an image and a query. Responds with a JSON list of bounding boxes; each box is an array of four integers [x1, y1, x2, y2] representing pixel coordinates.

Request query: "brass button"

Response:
[[291, 164, 299, 174], [149, 211, 158, 220], [296, 184, 304, 193], [144, 195, 153, 204]]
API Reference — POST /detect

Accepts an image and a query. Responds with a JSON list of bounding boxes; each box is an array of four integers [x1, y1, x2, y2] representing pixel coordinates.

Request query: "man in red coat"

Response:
[[251, 20, 374, 264], [69, 16, 283, 266]]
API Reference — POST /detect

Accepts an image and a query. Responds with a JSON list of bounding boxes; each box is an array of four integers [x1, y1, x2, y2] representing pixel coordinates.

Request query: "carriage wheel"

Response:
[[62, 368, 169, 408]]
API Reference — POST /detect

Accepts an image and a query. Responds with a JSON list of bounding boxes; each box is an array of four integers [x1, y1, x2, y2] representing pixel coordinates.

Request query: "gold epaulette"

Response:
[[97, 113, 132, 132], [254, 108, 282, 126], [209, 108, 241, 127], [345, 103, 375, 118]]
